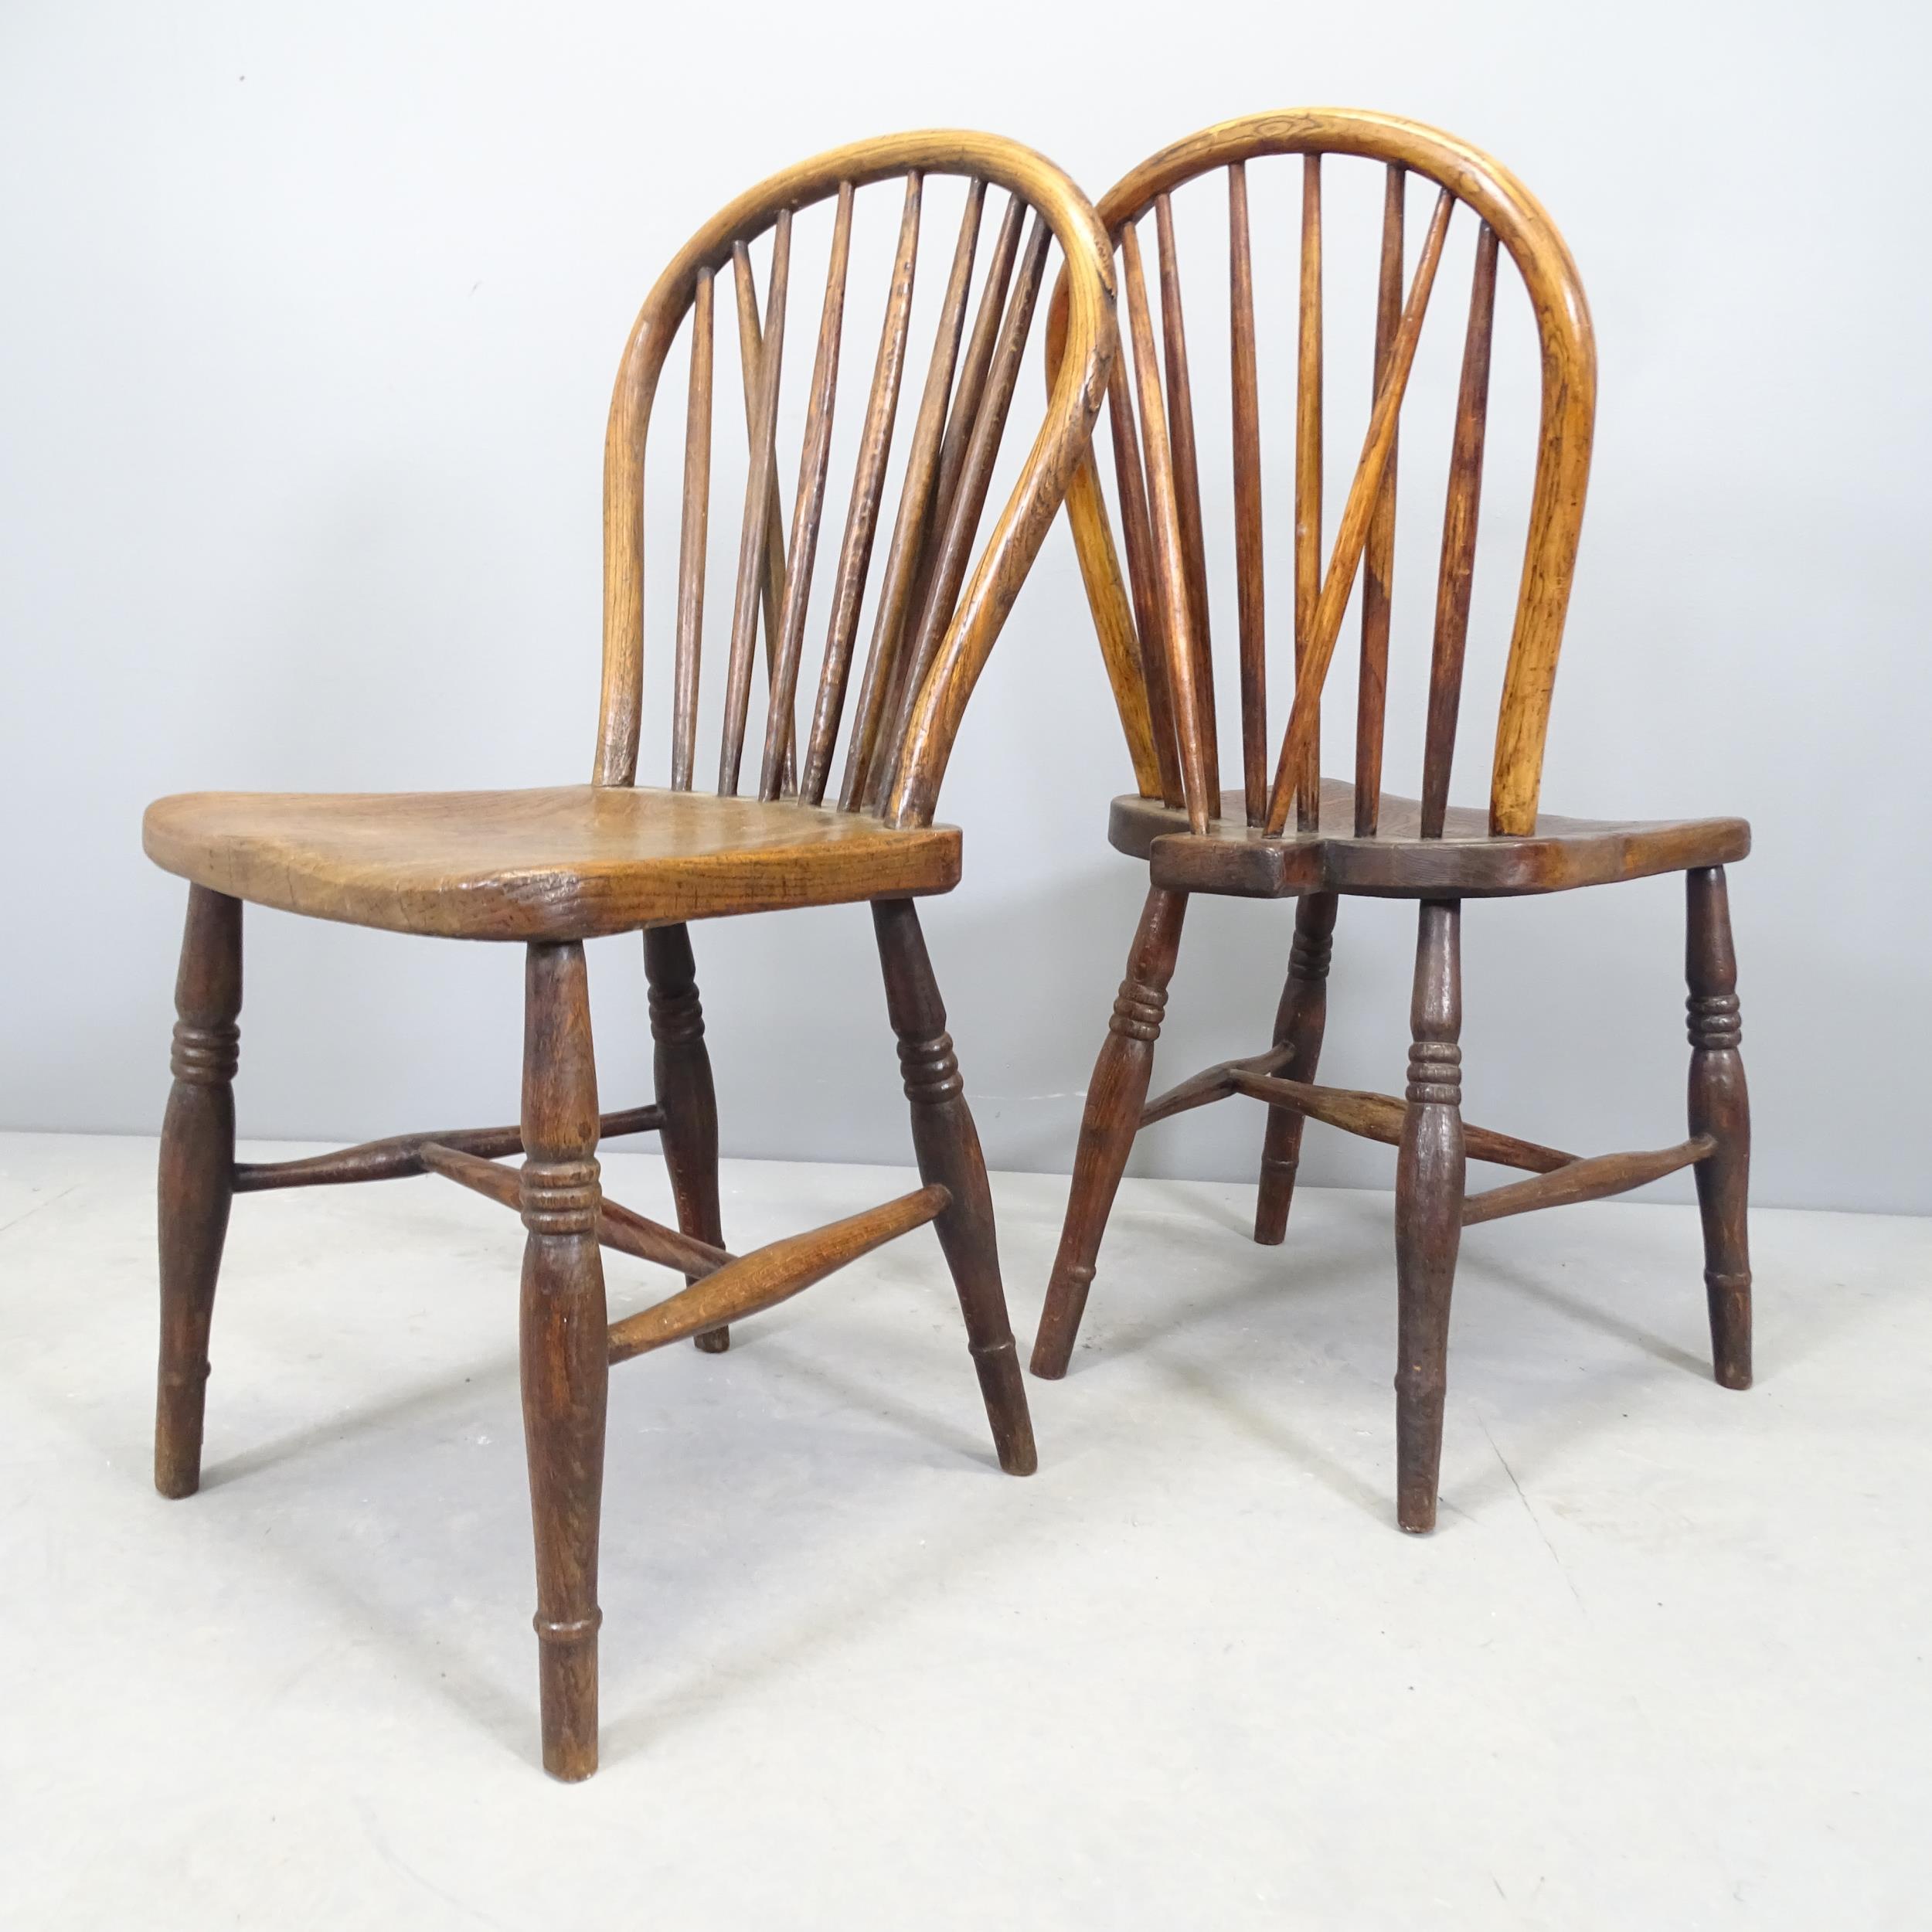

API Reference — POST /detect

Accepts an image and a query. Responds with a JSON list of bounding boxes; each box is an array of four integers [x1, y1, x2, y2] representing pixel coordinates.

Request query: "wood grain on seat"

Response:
[[1110, 781, 1748, 899], [143, 786, 961, 940]]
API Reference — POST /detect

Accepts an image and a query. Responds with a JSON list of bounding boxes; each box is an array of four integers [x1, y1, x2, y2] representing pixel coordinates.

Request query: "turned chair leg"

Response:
[[1686, 866, 1752, 1389], [155, 886, 243, 1499], [1031, 886, 1188, 1379], [1394, 899, 1465, 1534], [519, 940, 610, 1781], [644, 923, 728, 1352], [871, 897, 1036, 1476], [1254, 892, 1338, 1245]]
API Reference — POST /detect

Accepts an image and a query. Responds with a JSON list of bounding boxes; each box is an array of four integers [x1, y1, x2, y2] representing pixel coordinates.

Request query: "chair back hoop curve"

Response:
[[597, 131, 1117, 830], [1043, 108, 1596, 838]]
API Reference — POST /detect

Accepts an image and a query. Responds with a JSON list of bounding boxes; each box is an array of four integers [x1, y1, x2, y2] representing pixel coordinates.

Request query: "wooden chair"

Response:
[[1031, 111, 1751, 1532], [142, 131, 1115, 1778]]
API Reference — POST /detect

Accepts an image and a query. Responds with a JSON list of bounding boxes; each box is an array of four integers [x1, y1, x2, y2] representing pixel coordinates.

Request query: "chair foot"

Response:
[[1252, 1155, 1298, 1247], [1396, 1389, 1450, 1535], [1687, 868, 1751, 1391], [645, 923, 728, 1353], [156, 886, 242, 1499], [520, 941, 609, 1780], [535, 1611, 602, 1781], [1254, 893, 1336, 1246], [972, 1338, 1038, 1476], [1032, 886, 1188, 1379], [1706, 1273, 1753, 1391], [1393, 901, 1464, 1536], [1029, 1265, 1092, 1382], [872, 899, 1036, 1474]]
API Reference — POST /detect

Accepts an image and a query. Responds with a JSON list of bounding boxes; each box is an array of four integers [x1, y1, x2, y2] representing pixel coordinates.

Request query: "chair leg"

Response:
[[519, 940, 610, 1781], [1394, 899, 1464, 1535], [871, 897, 1036, 1476], [1254, 891, 1338, 1245], [1686, 866, 1752, 1389], [155, 886, 243, 1499], [644, 923, 728, 1352], [1032, 886, 1189, 1379]]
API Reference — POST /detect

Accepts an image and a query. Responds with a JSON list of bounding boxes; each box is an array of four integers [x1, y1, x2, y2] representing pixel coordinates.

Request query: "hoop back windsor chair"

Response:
[[1030, 110, 1751, 1532], [143, 131, 1115, 1777]]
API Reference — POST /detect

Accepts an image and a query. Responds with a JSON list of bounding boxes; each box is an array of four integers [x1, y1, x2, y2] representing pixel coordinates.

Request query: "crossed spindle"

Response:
[[1107, 154, 1506, 843], [656, 173, 1053, 815]]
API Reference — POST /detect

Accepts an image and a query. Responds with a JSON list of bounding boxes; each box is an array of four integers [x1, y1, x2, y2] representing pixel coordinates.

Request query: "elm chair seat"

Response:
[[145, 785, 962, 940], [1109, 781, 1748, 900]]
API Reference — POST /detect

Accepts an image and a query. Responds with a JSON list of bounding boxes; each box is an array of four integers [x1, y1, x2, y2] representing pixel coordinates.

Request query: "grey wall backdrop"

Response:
[[3, 1, 1926, 1213]]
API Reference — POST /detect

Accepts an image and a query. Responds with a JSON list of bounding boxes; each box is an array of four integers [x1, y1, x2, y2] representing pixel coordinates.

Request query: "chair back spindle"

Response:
[[836, 179, 986, 814], [1421, 219, 1501, 837], [1294, 154, 1324, 831], [800, 174, 924, 807], [1355, 160, 1406, 836], [1120, 223, 1214, 834], [1153, 194, 1218, 791], [670, 268, 713, 793], [719, 216, 793, 798], [1047, 111, 1596, 842], [758, 183, 855, 802], [1226, 162, 1267, 826], [596, 134, 1116, 832]]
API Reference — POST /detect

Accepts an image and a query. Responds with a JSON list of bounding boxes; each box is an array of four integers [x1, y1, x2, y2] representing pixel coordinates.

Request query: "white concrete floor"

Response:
[[0, 1131, 1927, 1929]]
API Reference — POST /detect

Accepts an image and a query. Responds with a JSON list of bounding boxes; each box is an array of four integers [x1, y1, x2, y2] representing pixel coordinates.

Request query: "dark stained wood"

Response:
[[1154, 192, 1217, 788], [1102, 352, 1185, 808], [930, 192, 1025, 551], [872, 897, 1036, 1474], [1461, 1135, 1713, 1226], [726, 245, 789, 699], [1687, 866, 1752, 1389], [672, 268, 714, 792], [760, 184, 854, 801], [1052, 110, 1599, 838], [588, 1194, 728, 1274], [1111, 780, 1750, 901], [1420, 223, 1499, 837], [232, 1102, 664, 1192], [1031, 886, 1188, 1379], [607, 1185, 949, 1363], [720, 216, 793, 797], [1121, 223, 1212, 833], [1040, 281, 1164, 800], [1226, 162, 1266, 825], [1139, 1041, 1293, 1126], [1293, 154, 1324, 831], [1394, 900, 1464, 1534], [838, 182, 985, 812], [803, 173, 923, 805], [417, 1138, 730, 1277], [645, 923, 730, 1349], [1253, 892, 1336, 1243], [146, 134, 1118, 1781], [1039, 113, 1746, 1539], [728, 243, 798, 793], [1355, 164, 1405, 836], [1227, 1067, 1573, 1174], [877, 216, 1053, 808], [518, 939, 609, 1780], [1264, 187, 1454, 838], [155, 886, 242, 1499]]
